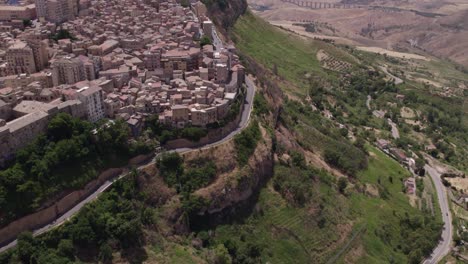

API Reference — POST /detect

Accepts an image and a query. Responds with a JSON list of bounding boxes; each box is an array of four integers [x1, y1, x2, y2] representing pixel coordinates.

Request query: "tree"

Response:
[[180, 0, 190, 7], [99, 243, 113, 263], [338, 177, 348, 194], [17, 232, 36, 263], [408, 248, 423, 264], [245, 243, 262, 259], [69, 217, 96, 246], [213, 244, 232, 264], [96, 120, 129, 152], [51, 29, 76, 41], [290, 150, 306, 168], [181, 127, 207, 141], [57, 239, 74, 259], [200, 35, 212, 47], [115, 219, 143, 248], [37, 249, 70, 264], [223, 239, 238, 258], [23, 19, 33, 28], [415, 158, 425, 170], [47, 113, 76, 141]]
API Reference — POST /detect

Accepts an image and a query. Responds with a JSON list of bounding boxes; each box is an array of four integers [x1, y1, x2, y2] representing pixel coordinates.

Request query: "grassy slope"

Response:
[[232, 12, 353, 96], [349, 146, 411, 263], [232, 12, 441, 263], [354, 47, 468, 172], [214, 168, 350, 263]]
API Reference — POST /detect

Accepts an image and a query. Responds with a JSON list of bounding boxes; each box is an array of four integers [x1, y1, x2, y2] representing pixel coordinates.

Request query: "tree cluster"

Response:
[[1, 172, 152, 264], [0, 113, 148, 226], [234, 121, 261, 165]]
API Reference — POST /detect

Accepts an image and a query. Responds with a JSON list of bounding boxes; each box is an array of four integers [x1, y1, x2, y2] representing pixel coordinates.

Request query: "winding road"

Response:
[[379, 65, 403, 85], [0, 30, 256, 253], [424, 165, 453, 264]]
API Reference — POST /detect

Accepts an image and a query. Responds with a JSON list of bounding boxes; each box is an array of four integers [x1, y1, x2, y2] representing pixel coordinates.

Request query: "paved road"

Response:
[[424, 165, 453, 264], [0, 70, 256, 254], [379, 65, 403, 85]]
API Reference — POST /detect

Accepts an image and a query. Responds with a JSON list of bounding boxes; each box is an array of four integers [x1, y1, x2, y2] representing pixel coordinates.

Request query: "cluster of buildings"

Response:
[[376, 138, 421, 194], [376, 139, 413, 166], [0, 0, 246, 165]]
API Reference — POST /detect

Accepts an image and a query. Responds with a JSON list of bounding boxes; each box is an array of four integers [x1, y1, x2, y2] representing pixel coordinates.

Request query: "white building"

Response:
[[77, 86, 104, 122]]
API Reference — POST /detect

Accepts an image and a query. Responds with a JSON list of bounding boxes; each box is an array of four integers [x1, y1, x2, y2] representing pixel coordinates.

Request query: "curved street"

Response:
[[0, 75, 256, 254], [424, 164, 453, 264]]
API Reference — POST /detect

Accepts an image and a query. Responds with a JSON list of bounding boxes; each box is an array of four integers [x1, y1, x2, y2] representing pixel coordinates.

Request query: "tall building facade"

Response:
[[6, 42, 37, 75], [77, 86, 105, 122], [51, 55, 86, 85], [35, 0, 47, 19], [22, 34, 49, 72], [35, 0, 79, 24]]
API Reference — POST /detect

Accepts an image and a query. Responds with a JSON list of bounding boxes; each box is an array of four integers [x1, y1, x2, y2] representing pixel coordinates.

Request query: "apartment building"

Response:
[[6, 41, 37, 75], [0, 4, 36, 21], [36, 0, 78, 24], [77, 85, 104, 122], [51, 55, 86, 85]]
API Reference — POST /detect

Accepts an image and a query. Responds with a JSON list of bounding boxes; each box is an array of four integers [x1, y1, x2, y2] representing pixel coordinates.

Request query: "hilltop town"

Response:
[[0, 0, 467, 263], [0, 0, 245, 165]]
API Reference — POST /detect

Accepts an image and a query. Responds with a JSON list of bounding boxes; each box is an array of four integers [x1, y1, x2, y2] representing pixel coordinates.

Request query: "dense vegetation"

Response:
[[0, 113, 151, 226], [50, 29, 76, 41], [234, 121, 261, 165], [200, 35, 212, 47], [0, 171, 152, 264], [145, 116, 208, 143], [279, 98, 368, 177], [157, 153, 217, 195]]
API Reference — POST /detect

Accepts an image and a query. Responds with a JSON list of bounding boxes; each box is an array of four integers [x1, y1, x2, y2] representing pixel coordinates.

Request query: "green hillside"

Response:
[[229, 11, 442, 263]]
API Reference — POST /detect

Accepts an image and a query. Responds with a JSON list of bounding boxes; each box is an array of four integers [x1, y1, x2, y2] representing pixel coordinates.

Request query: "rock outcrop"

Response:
[[203, 0, 248, 29]]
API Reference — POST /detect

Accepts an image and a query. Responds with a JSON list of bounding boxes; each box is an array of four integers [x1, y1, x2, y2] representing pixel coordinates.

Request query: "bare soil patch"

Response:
[[356, 46, 430, 61], [447, 177, 468, 193], [400, 107, 416, 119]]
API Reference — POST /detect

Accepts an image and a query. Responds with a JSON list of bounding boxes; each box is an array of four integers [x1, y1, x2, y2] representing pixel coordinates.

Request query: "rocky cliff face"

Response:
[[180, 124, 274, 230], [203, 0, 248, 29]]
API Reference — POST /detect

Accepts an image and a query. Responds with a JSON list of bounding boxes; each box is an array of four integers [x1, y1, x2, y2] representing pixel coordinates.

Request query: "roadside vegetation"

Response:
[[0, 113, 152, 227], [157, 153, 217, 195], [234, 121, 261, 165], [0, 171, 152, 264], [145, 116, 208, 143]]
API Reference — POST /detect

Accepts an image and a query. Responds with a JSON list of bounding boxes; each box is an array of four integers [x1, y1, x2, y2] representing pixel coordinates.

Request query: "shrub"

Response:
[[338, 177, 348, 194], [180, 127, 208, 142], [234, 121, 261, 165]]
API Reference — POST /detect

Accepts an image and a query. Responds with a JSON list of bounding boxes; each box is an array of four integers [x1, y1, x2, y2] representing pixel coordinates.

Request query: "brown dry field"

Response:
[[250, 0, 468, 67]]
